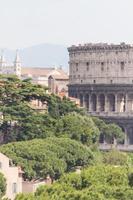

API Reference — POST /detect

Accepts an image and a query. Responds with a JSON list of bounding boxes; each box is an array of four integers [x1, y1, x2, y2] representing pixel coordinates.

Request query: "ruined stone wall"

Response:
[[68, 43, 133, 85]]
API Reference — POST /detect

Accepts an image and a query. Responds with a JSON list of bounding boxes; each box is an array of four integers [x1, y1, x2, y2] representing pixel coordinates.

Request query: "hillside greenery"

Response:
[[0, 75, 129, 200], [0, 172, 6, 199], [15, 165, 133, 200], [0, 138, 94, 180]]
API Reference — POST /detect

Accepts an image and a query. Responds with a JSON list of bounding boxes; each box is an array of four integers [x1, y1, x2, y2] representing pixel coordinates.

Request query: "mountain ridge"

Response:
[[0, 43, 69, 71]]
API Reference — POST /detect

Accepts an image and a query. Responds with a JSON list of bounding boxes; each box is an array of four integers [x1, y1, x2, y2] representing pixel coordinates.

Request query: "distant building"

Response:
[[22, 175, 52, 194], [68, 43, 133, 151], [0, 50, 21, 78], [22, 67, 69, 95], [29, 99, 48, 113], [0, 153, 23, 200], [0, 51, 69, 95], [48, 73, 69, 95]]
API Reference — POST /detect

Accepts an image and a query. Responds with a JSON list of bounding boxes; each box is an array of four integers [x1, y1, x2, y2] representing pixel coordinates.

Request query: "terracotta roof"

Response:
[[22, 67, 55, 76], [49, 74, 68, 80], [22, 67, 68, 78]]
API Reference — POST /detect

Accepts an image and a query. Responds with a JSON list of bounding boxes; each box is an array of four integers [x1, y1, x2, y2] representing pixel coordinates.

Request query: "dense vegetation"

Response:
[[0, 138, 94, 180], [0, 76, 82, 143], [15, 165, 133, 200], [0, 76, 129, 200], [0, 172, 6, 199]]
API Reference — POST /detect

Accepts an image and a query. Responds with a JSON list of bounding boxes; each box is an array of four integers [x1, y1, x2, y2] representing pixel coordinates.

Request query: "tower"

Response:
[[0, 50, 7, 74], [14, 50, 21, 77]]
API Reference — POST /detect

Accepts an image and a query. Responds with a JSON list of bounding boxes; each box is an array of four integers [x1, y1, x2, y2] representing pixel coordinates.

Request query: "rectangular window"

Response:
[[121, 62, 125, 70], [86, 62, 89, 66], [12, 183, 17, 193]]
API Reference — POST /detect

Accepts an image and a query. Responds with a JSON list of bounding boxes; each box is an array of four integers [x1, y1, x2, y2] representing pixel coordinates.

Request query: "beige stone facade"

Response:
[[68, 43, 133, 149], [68, 43, 133, 85], [22, 175, 52, 194], [48, 73, 68, 95], [22, 67, 69, 94], [0, 153, 22, 200]]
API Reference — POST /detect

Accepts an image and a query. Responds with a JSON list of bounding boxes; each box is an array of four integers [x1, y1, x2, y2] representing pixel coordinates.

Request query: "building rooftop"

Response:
[[68, 43, 133, 52], [22, 67, 68, 78]]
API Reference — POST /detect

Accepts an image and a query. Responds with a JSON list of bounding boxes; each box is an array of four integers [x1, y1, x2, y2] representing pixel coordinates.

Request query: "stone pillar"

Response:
[[125, 93, 128, 112], [113, 138, 117, 147], [124, 127, 129, 146], [115, 94, 118, 112], [86, 95, 89, 111], [83, 95, 86, 108], [104, 94, 108, 112], [96, 95, 100, 112], [89, 95, 92, 112]]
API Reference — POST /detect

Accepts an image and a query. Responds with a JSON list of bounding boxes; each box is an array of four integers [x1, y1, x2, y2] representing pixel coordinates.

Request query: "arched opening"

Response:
[[107, 94, 115, 112], [79, 94, 83, 107], [98, 94, 105, 112], [90, 94, 97, 112], [118, 126, 125, 144], [75, 93, 78, 98], [99, 133, 104, 143], [85, 94, 89, 110], [128, 94, 133, 112], [128, 127, 133, 145]]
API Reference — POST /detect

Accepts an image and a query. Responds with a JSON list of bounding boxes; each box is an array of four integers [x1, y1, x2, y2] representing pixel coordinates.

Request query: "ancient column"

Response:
[[96, 95, 100, 112], [104, 94, 108, 112], [115, 93, 118, 112], [86, 95, 89, 111], [125, 93, 128, 112], [124, 127, 129, 146], [83, 95, 86, 108], [89, 95, 92, 112]]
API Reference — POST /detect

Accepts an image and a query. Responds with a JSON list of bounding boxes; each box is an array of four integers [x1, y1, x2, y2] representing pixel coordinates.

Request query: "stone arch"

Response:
[[128, 94, 133, 112], [75, 93, 78, 98], [118, 125, 125, 144], [107, 94, 115, 112], [84, 94, 89, 110], [90, 94, 97, 111], [79, 94, 83, 107], [127, 127, 133, 145], [98, 94, 105, 112], [117, 93, 126, 112]]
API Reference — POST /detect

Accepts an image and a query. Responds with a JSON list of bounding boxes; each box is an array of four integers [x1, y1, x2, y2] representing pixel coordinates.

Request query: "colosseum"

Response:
[[68, 43, 133, 151]]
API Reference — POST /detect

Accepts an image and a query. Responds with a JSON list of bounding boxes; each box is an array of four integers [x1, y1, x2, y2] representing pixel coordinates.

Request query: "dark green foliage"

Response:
[[0, 76, 82, 143], [0, 138, 94, 180], [15, 165, 133, 200], [102, 150, 130, 166], [48, 95, 83, 118], [0, 172, 6, 198], [54, 112, 100, 145], [93, 117, 124, 143]]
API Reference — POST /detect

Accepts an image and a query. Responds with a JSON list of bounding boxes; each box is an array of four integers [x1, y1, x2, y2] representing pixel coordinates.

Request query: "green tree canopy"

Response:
[[0, 138, 94, 180], [92, 117, 124, 143], [0, 172, 6, 199], [0, 76, 82, 143], [54, 112, 100, 145], [15, 165, 133, 200]]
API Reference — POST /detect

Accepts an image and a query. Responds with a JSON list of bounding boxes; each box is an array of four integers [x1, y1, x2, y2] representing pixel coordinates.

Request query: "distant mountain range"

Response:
[[1, 44, 69, 71]]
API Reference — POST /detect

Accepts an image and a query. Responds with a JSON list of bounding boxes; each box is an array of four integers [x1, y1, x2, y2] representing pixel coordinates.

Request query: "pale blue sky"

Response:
[[1, 0, 133, 49]]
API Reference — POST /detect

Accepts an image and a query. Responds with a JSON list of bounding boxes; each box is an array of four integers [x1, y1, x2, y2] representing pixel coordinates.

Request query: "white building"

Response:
[[0, 50, 21, 78], [0, 153, 23, 200], [0, 51, 69, 94]]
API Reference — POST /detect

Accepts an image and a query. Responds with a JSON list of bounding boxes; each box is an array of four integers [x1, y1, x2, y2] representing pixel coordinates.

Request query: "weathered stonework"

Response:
[[68, 43, 133, 150]]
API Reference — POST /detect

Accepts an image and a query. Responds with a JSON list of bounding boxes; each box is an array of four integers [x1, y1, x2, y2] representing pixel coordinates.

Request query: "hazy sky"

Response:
[[1, 0, 133, 49]]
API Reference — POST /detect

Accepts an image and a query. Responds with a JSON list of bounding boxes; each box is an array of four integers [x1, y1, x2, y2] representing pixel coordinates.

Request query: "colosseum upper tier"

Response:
[[68, 43, 133, 150]]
